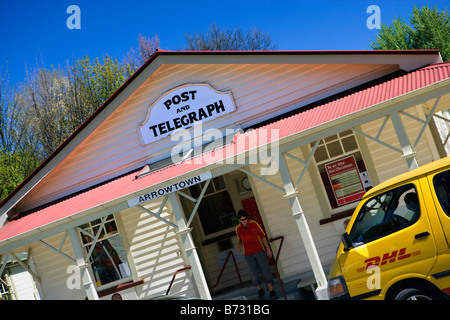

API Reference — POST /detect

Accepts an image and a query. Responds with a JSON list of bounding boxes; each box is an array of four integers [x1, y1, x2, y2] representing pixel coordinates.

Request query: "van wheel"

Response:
[[394, 286, 443, 300]]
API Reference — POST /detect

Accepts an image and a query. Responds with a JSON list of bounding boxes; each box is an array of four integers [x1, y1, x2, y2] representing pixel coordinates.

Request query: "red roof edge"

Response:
[[151, 49, 442, 55]]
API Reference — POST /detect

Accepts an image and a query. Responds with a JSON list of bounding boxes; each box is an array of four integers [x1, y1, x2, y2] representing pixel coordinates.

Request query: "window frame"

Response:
[[433, 169, 450, 217], [348, 183, 420, 247], [78, 215, 132, 289], [312, 130, 373, 214], [185, 176, 237, 240]]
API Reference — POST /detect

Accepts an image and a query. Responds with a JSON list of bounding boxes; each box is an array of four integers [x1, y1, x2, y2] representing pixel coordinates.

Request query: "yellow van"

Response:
[[328, 156, 450, 300]]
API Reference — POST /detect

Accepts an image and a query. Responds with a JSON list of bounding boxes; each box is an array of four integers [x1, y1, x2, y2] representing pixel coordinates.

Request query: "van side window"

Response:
[[349, 184, 420, 246], [433, 170, 450, 217]]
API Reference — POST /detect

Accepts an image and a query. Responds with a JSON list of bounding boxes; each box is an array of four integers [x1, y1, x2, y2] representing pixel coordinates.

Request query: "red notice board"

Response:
[[325, 155, 365, 206]]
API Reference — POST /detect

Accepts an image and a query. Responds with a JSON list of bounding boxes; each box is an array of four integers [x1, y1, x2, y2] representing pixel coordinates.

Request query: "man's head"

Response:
[[237, 210, 249, 227]]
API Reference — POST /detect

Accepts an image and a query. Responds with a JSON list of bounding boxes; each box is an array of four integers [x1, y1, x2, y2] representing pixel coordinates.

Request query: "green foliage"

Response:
[[372, 5, 450, 61], [70, 55, 134, 110], [0, 149, 40, 200]]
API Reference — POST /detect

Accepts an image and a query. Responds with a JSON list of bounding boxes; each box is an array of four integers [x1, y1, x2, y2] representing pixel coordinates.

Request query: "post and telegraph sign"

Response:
[[138, 83, 236, 145]]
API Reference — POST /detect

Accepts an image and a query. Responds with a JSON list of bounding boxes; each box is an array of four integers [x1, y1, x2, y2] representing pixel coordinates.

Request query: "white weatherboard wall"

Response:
[[19, 233, 81, 300], [9, 265, 40, 300], [359, 106, 437, 183], [118, 199, 195, 299]]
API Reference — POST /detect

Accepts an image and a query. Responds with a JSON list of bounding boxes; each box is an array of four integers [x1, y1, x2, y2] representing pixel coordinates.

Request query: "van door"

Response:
[[427, 168, 450, 295], [430, 169, 450, 246], [339, 181, 437, 299]]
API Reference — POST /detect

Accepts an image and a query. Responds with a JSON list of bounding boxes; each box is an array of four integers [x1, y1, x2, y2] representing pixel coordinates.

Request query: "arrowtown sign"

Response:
[[139, 83, 236, 145], [127, 171, 213, 207]]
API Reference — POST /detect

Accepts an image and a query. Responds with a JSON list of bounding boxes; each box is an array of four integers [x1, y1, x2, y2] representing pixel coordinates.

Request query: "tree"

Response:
[[0, 34, 160, 201], [372, 5, 450, 61], [184, 22, 278, 51], [0, 70, 40, 199], [70, 55, 133, 117], [123, 34, 160, 70]]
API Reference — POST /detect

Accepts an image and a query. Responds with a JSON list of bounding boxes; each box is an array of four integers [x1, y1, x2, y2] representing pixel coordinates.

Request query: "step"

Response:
[[212, 277, 315, 300]]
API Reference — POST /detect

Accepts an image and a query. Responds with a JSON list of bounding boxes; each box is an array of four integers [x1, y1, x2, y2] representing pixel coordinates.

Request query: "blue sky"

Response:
[[0, 0, 448, 85]]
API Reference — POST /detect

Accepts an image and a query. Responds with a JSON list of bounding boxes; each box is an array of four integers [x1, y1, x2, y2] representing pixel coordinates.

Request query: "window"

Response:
[[188, 176, 236, 236], [312, 130, 372, 209], [348, 184, 420, 247], [0, 270, 12, 300], [79, 215, 131, 287], [434, 170, 450, 217]]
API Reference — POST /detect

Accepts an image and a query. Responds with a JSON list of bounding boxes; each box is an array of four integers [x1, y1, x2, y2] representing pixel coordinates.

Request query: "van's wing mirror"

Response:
[[341, 233, 353, 251]]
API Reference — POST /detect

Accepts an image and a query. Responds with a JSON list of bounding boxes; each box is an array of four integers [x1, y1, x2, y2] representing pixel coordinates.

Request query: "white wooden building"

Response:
[[0, 50, 449, 300]]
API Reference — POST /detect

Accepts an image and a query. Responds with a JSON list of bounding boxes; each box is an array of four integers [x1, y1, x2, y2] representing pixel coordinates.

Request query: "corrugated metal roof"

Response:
[[256, 62, 450, 139], [0, 61, 449, 245]]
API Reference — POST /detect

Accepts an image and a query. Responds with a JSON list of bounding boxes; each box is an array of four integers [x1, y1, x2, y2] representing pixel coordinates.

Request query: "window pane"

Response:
[[314, 145, 328, 162], [92, 226, 105, 239], [204, 181, 214, 194], [433, 170, 450, 217], [79, 216, 131, 287], [213, 176, 226, 190], [105, 221, 118, 235], [327, 141, 343, 158], [189, 184, 201, 198], [310, 139, 323, 148], [81, 233, 91, 245], [92, 219, 102, 226], [198, 190, 235, 235], [349, 184, 419, 246], [324, 134, 338, 143], [339, 130, 353, 138], [90, 236, 131, 286], [342, 136, 358, 152], [191, 181, 214, 196]]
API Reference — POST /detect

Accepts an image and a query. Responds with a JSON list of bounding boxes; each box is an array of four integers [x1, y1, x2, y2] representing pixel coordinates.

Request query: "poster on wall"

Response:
[[325, 155, 366, 206]]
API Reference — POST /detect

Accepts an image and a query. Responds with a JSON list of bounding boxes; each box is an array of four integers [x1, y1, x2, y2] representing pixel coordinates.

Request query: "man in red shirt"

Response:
[[236, 210, 278, 300]]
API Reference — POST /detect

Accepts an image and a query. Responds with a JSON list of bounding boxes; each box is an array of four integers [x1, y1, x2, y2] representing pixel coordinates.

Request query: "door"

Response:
[[241, 196, 266, 233], [241, 196, 276, 265], [430, 168, 450, 246], [427, 168, 450, 294], [339, 181, 437, 298]]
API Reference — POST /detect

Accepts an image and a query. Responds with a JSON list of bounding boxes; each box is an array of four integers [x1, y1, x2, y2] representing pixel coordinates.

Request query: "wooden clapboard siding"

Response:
[[360, 106, 436, 183], [118, 201, 195, 298], [23, 233, 82, 300], [9, 265, 39, 300]]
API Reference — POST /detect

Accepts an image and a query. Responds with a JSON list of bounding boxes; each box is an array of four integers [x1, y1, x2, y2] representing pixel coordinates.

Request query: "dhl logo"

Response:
[[357, 248, 421, 273]]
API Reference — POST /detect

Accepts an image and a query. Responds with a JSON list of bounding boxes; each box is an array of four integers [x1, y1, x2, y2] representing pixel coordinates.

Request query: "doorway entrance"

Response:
[[179, 170, 269, 293]]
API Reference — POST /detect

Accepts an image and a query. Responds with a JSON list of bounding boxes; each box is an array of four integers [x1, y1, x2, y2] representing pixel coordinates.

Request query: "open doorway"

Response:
[[179, 170, 269, 293]]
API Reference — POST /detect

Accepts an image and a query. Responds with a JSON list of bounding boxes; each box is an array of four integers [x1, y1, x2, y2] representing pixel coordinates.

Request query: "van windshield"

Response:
[[349, 183, 420, 246]]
